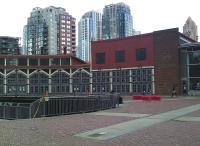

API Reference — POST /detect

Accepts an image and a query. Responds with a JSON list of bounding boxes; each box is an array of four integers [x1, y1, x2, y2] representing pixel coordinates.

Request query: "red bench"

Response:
[[132, 95, 161, 101]]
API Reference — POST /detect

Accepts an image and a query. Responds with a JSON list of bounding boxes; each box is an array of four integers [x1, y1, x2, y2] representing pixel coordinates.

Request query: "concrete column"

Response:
[[27, 58, 29, 66], [110, 71, 113, 91], [69, 68, 73, 93], [4, 69, 6, 94], [186, 52, 190, 93], [129, 69, 133, 93], [27, 69, 30, 94], [49, 69, 52, 93], [152, 68, 155, 94], [90, 72, 93, 94]]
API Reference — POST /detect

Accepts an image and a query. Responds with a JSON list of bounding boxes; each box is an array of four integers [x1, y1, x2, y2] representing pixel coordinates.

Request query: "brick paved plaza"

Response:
[[0, 96, 200, 146]]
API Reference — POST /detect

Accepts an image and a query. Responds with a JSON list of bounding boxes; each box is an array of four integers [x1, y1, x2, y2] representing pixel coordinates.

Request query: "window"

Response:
[[96, 53, 105, 64], [61, 20, 65, 23], [136, 48, 146, 61], [116, 50, 125, 63]]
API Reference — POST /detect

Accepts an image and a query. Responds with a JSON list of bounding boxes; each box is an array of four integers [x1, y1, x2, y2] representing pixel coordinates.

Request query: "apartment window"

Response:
[[67, 25, 70, 29], [96, 53, 105, 64], [116, 50, 125, 63], [136, 48, 146, 61], [67, 21, 70, 24], [61, 20, 65, 23]]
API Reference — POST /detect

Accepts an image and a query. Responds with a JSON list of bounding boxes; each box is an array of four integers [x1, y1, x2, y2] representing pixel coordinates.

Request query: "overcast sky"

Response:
[[0, 0, 199, 38]]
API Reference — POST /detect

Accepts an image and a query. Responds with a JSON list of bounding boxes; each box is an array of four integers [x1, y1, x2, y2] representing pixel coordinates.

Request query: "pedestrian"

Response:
[[183, 84, 187, 95], [171, 85, 176, 97]]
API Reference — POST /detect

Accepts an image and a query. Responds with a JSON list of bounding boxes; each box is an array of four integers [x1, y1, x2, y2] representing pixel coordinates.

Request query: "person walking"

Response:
[[171, 85, 176, 97], [183, 84, 187, 95]]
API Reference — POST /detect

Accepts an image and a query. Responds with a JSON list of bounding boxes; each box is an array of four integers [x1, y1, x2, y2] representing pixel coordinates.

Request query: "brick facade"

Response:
[[153, 28, 181, 95]]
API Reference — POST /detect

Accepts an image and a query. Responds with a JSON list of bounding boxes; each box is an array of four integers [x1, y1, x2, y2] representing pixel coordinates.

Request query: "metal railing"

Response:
[[0, 94, 120, 120]]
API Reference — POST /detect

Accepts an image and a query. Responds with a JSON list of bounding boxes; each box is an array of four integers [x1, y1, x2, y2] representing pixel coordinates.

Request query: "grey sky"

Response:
[[0, 0, 199, 38]]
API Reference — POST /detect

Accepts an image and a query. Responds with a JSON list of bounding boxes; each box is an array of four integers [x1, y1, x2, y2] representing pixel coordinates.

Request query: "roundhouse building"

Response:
[[0, 54, 90, 96], [91, 28, 196, 95]]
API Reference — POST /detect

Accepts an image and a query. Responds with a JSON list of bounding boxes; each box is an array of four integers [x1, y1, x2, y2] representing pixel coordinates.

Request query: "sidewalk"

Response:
[[0, 97, 200, 146]]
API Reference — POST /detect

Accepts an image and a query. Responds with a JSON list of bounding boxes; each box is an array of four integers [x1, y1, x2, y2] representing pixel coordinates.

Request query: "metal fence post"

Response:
[[4, 105, 6, 119], [29, 104, 32, 119]]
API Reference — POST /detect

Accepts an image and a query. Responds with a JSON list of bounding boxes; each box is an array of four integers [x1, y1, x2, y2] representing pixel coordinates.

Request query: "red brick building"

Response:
[[91, 28, 195, 95]]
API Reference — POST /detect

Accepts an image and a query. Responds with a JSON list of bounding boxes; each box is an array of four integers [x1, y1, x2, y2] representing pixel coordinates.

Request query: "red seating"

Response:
[[132, 95, 161, 101]]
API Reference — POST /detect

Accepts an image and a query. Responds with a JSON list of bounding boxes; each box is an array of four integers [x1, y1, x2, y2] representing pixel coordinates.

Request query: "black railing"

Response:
[[0, 94, 119, 120]]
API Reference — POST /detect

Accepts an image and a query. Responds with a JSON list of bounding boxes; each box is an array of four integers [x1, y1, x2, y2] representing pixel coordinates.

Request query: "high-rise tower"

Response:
[[183, 17, 198, 41], [102, 2, 133, 39], [23, 6, 76, 55], [77, 11, 102, 62]]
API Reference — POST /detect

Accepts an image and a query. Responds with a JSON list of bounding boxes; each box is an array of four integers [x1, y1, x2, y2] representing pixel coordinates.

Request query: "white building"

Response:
[[183, 17, 198, 41], [77, 11, 102, 62]]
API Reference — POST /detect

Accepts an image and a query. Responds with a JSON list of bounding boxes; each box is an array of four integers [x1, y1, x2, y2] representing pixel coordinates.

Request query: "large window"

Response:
[[189, 52, 200, 64], [72, 71, 90, 93], [136, 48, 146, 61], [51, 72, 70, 93], [132, 68, 153, 94], [116, 50, 125, 63], [189, 65, 200, 77], [92, 71, 110, 93], [96, 53, 105, 64]]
